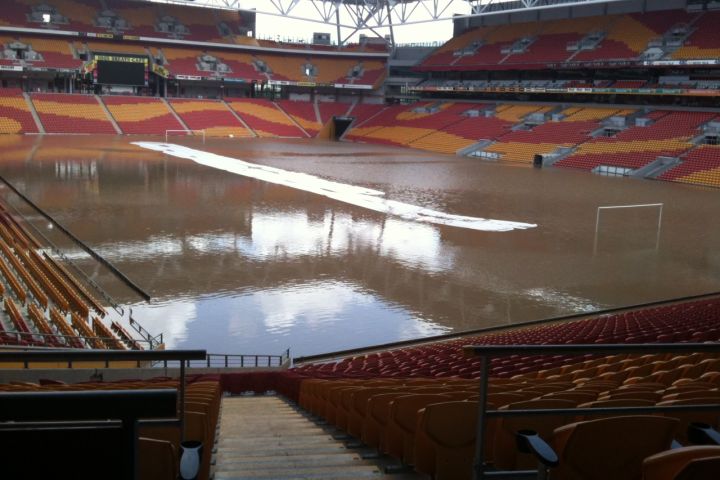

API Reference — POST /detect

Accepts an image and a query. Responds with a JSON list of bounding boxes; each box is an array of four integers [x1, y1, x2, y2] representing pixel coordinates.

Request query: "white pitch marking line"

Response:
[[133, 142, 537, 232]]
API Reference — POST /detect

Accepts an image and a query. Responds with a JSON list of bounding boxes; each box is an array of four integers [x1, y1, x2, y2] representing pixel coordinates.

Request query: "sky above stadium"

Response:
[[149, 0, 471, 45]]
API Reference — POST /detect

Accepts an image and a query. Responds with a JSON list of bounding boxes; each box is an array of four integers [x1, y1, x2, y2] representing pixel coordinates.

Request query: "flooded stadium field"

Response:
[[0, 134, 719, 357]]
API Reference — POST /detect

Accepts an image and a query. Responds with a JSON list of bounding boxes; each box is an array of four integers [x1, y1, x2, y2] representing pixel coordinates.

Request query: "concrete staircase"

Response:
[[214, 396, 422, 480]]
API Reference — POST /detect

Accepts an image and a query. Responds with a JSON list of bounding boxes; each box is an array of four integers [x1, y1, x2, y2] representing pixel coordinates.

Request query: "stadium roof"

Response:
[[147, 0, 640, 45], [150, 0, 636, 25]]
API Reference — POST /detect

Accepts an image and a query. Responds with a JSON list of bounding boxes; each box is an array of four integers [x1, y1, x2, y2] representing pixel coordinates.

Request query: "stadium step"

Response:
[[162, 97, 191, 131], [274, 102, 311, 138], [222, 100, 258, 137], [23, 93, 45, 134], [96, 95, 123, 134], [214, 396, 423, 480]]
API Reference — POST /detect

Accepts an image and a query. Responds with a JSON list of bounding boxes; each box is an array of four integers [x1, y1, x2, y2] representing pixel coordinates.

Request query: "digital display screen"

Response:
[[96, 58, 146, 86]]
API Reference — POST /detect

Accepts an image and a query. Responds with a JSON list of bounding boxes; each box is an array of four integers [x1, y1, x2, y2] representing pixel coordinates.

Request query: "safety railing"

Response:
[[462, 343, 720, 480], [129, 314, 163, 349], [153, 348, 291, 368], [0, 349, 205, 447], [0, 388, 177, 480], [0, 330, 153, 355]]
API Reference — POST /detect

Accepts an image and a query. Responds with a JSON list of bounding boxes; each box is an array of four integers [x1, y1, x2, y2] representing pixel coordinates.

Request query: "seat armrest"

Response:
[[516, 429, 560, 467], [688, 423, 720, 446]]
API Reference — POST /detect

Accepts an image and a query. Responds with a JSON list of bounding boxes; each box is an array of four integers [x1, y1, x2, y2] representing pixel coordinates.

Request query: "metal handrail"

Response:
[[462, 342, 720, 480], [0, 329, 153, 353], [129, 314, 163, 348], [152, 348, 291, 369]]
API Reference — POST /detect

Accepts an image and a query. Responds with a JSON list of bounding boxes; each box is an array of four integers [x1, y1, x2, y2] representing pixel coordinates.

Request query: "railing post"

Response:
[[241, 356, 244, 368], [179, 359, 186, 442], [255, 356, 258, 367], [472, 355, 491, 480], [207, 355, 211, 368], [225, 355, 228, 368]]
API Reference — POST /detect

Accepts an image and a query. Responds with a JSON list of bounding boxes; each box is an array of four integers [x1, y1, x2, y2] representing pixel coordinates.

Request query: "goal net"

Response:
[[594, 203, 663, 254], [165, 129, 206, 144]]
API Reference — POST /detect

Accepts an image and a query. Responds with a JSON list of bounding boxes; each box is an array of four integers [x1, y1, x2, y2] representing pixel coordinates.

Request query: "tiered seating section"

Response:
[[168, 98, 253, 137], [217, 296, 720, 479], [556, 111, 715, 172], [0, 202, 131, 349], [658, 145, 720, 188], [225, 98, 307, 138], [419, 9, 715, 71], [276, 100, 320, 136], [346, 102, 489, 150], [672, 11, 720, 61], [486, 107, 632, 163], [344, 102, 720, 188], [0, 88, 37, 134], [0, 377, 222, 480], [102, 96, 183, 135], [31, 93, 116, 134]]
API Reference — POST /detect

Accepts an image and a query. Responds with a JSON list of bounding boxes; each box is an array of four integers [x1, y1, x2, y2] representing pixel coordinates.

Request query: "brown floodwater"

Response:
[[0, 134, 718, 356]]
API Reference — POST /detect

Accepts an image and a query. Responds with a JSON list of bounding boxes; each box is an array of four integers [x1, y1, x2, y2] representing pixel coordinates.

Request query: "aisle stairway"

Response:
[[214, 396, 423, 479]]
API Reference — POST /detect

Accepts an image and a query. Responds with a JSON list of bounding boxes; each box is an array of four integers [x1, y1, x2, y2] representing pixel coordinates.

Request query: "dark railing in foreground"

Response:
[[0, 388, 176, 480], [463, 343, 720, 480], [153, 348, 291, 368], [0, 346, 290, 370], [0, 350, 205, 480], [0, 349, 205, 442]]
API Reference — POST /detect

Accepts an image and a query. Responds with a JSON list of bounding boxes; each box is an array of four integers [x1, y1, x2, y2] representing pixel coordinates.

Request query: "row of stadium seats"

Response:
[[289, 298, 720, 379], [420, 10, 719, 71], [0, 377, 222, 480], [345, 102, 720, 188], [0, 35, 386, 86], [2, 91, 718, 188], [1, 0, 241, 44], [0, 88, 37, 134], [0, 201, 130, 350], [295, 367, 720, 479], [0, 0, 383, 52], [277, 293, 720, 479], [418, 78, 720, 91], [0, 92, 363, 138]]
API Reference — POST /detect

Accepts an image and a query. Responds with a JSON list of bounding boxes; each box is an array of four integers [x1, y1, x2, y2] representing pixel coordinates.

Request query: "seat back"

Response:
[[643, 446, 720, 480], [552, 415, 679, 480], [414, 400, 485, 480], [138, 437, 178, 480]]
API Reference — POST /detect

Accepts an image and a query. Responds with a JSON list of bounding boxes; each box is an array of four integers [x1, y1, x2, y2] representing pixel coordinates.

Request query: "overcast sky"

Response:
[[246, 0, 469, 45], [151, 0, 470, 45]]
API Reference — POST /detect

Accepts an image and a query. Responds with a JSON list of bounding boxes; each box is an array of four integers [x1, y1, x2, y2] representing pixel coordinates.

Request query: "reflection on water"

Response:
[[0, 135, 718, 355], [130, 281, 450, 356]]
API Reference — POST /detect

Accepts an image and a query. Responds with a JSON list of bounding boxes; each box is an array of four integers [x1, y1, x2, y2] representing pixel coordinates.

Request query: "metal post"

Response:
[[472, 356, 491, 480], [336, 7, 342, 48], [179, 360, 186, 442], [656, 204, 663, 251], [123, 417, 138, 480]]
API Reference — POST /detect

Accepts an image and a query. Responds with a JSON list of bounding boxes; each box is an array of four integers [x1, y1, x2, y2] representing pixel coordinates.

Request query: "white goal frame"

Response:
[[593, 203, 664, 254], [165, 129, 206, 144]]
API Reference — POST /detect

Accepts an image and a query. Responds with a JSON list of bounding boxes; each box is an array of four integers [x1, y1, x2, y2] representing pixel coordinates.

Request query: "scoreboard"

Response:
[[94, 54, 148, 86]]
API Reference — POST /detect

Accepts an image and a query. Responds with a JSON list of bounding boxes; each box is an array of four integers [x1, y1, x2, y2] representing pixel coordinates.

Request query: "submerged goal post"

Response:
[[593, 203, 663, 254]]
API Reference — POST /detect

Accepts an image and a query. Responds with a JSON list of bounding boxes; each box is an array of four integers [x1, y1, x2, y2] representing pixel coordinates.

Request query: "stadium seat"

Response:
[[518, 416, 679, 480], [643, 446, 720, 480]]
